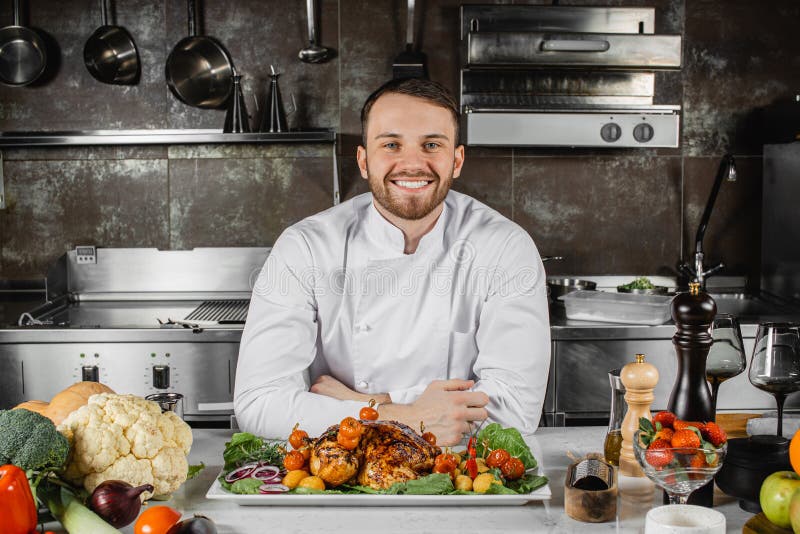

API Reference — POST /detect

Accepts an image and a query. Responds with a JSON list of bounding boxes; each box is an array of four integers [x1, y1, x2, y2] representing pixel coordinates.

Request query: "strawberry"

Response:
[[701, 422, 727, 447], [654, 427, 674, 443], [645, 439, 674, 468], [671, 429, 701, 449], [689, 451, 707, 469], [673, 420, 704, 431], [652, 411, 676, 429]]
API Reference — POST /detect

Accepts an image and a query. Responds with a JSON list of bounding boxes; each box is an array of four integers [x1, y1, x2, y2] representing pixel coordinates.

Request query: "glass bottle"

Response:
[[604, 368, 626, 466]]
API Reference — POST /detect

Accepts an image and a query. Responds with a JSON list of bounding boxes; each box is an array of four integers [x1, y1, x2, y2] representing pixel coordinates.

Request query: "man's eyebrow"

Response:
[[374, 132, 401, 139], [372, 133, 451, 141]]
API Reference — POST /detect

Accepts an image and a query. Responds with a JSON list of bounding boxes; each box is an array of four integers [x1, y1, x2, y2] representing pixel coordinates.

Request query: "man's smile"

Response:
[[390, 179, 434, 191]]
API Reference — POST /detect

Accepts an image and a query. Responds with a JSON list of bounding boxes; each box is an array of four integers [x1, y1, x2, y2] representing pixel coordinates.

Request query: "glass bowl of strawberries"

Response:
[[633, 412, 728, 505]]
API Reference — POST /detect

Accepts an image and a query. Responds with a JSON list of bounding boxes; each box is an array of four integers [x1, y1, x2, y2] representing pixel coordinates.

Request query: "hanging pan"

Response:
[[0, 0, 47, 86], [165, 0, 233, 109], [83, 0, 140, 84]]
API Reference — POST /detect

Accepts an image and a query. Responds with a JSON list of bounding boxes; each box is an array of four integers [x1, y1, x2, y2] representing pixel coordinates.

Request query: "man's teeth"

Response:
[[395, 180, 430, 189]]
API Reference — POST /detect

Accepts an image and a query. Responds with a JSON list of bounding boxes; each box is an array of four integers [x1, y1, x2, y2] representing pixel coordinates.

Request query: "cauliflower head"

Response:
[[58, 393, 193, 497]]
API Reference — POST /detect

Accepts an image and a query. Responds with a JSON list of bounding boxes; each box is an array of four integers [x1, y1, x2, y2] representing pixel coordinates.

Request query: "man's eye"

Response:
[[384, 142, 398, 149], [424, 142, 440, 150]]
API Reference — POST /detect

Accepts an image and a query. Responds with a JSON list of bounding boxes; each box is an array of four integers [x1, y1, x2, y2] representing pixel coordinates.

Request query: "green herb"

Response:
[[619, 276, 656, 290], [475, 423, 537, 470], [221, 477, 264, 495], [222, 432, 285, 471], [187, 463, 205, 480], [504, 473, 549, 494]]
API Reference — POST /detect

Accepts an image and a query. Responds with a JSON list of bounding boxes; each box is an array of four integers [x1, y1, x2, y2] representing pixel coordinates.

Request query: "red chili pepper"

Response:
[[465, 458, 479, 479], [0, 464, 38, 534], [467, 436, 477, 458]]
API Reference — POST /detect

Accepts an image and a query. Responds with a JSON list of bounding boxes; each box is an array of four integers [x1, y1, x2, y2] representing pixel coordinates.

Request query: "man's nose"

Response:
[[397, 146, 428, 170]]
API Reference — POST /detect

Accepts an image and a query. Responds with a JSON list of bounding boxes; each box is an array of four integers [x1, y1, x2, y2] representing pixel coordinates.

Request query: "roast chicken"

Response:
[[309, 420, 441, 489]]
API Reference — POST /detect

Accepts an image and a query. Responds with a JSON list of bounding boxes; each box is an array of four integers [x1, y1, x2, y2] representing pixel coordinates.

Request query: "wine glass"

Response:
[[706, 314, 747, 413], [633, 431, 727, 505], [748, 323, 800, 437]]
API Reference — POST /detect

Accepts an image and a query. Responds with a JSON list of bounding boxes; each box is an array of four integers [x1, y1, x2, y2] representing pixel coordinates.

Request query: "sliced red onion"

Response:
[[224, 463, 258, 483], [258, 483, 289, 494], [251, 465, 282, 482]]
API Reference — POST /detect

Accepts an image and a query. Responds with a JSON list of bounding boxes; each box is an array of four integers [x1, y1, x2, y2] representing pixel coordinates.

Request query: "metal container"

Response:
[[0, 0, 46, 87], [547, 278, 596, 302], [561, 290, 672, 325], [83, 0, 140, 85]]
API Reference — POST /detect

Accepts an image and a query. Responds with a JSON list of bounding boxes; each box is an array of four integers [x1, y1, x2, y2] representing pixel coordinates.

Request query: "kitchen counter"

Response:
[[44, 427, 754, 533]]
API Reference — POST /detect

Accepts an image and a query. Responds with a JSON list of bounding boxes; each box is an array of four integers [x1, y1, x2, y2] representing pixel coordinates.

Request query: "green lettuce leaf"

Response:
[[221, 477, 264, 495], [475, 423, 537, 469]]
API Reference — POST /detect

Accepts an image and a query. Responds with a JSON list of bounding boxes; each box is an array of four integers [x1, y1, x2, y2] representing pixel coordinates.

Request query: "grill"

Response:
[[184, 300, 249, 324]]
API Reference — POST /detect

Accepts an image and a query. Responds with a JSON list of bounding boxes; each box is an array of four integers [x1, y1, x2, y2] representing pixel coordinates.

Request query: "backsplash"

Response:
[[0, 0, 798, 283]]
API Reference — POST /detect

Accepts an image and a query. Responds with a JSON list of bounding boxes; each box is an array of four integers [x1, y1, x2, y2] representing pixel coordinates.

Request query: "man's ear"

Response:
[[452, 145, 465, 179], [356, 145, 369, 179]]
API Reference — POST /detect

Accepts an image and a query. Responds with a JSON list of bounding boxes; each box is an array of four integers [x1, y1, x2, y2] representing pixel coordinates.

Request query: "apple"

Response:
[[789, 485, 800, 533], [761, 471, 800, 529]]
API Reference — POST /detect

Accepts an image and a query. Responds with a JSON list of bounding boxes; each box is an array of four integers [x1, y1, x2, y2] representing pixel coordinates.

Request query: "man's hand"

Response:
[[310, 375, 390, 404], [380, 379, 489, 446]]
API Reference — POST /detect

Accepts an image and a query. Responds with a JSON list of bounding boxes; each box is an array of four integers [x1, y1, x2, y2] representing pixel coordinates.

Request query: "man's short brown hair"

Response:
[[360, 78, 461, 146]]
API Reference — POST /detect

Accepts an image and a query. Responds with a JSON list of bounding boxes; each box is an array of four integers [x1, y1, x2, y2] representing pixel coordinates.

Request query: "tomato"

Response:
[[339, 417, 364, 439], [134, 505, 181, 534], [337, 433, 360, 450], [500, 457, 525, 480], [486, 448, 510, 468], [283, 450, 306, 471], [299, 446, 311, 460], [421, 432, 437, 447], [289, 428, 309, 449], [359, 406, 379, 421], [433, 453, 457, 474]]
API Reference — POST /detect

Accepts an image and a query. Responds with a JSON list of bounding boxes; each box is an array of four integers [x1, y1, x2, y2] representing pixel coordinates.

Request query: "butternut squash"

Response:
[[13, 381, 115, 425]]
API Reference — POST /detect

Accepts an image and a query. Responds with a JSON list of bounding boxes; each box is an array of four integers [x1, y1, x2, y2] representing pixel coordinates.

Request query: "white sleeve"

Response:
[[471, 230, 551, 435], [233, 228, 364, 439]]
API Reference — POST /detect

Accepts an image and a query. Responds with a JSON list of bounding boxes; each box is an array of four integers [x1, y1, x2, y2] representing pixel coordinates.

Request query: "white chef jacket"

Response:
[[234, 190, 551, 439]]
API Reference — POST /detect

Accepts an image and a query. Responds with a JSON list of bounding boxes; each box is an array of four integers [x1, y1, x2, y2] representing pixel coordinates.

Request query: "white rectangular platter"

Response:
[[206, 474, 551, 506]]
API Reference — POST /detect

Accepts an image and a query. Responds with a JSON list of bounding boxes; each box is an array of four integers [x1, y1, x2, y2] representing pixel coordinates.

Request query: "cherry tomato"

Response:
[[500, 457, 525, 480], [337, 433, 360, 450], [421, 432, 437, 447], [134, 505, 181, 534], [486, 448, 511, 468], [289, 427, 309, 449], [433, 453, 458, 474], [339, 417, 364, 439], [359, 406, 379, 421], [284, 450, 306, 471], [299, 446, 311, 460]]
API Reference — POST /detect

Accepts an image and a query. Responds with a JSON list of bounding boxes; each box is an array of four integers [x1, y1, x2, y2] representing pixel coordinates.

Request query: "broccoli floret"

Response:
[[0, 408, 69, 471]]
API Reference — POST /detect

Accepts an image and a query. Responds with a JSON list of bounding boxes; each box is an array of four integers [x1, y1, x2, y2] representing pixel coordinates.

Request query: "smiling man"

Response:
[[234, 78, 551, 446]]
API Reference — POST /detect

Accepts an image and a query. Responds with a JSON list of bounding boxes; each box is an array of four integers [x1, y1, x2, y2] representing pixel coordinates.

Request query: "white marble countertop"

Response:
[[45, 426, 753, 533]]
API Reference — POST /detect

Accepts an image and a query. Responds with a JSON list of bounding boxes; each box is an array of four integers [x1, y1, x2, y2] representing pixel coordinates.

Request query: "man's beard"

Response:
[[367, 165, 454, 221]]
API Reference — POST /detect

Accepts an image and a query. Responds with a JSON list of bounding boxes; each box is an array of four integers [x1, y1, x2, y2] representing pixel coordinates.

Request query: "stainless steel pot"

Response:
[[547, 278, 597, 302], [0, 0, 46, 87], [83, 0, 139, 85], [165, 0, 233, 109]]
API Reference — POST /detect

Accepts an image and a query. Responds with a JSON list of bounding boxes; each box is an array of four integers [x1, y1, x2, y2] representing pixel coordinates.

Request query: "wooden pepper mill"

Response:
[[619, 353, 659, 477]]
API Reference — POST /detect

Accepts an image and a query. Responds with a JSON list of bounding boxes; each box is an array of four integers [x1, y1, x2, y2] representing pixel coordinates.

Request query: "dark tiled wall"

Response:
[[1, 0, 798, 282]]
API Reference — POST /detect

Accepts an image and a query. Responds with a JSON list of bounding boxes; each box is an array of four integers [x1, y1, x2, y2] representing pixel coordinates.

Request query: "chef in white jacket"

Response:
[[234, 78, 550, 446]]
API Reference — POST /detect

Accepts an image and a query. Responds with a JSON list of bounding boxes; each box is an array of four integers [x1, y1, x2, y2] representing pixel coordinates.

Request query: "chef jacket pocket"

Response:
[[448, 331, 479, 379]]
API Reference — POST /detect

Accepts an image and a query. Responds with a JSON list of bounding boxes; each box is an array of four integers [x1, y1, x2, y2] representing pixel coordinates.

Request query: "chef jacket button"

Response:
[[355, 322, 370, 333], [357, 381, 368, 388]]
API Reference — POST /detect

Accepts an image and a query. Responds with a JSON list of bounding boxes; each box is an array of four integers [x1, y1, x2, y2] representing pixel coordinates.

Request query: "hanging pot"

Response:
[[83, 0, 139, 84], [0, 0, 46, 87], [165, 0, 233, 109]]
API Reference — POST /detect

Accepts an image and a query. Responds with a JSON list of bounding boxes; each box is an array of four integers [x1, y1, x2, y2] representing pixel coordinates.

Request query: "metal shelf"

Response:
[[0, 129, 336, 147]]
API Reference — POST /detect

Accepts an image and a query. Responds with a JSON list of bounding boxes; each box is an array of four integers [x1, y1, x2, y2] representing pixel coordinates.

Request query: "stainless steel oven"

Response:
[[459, 5, 682, 148]]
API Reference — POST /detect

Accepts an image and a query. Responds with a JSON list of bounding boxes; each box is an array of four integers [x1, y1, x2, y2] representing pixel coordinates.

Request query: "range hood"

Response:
[[459, 5, 682, 148]]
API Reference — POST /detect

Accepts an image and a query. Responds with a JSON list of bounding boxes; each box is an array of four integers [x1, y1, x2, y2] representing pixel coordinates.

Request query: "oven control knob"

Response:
[[600, 122, 622, 143], [81, 365, 99, 382], [633, 123, 655, 143], [153, 365, 170, 389]]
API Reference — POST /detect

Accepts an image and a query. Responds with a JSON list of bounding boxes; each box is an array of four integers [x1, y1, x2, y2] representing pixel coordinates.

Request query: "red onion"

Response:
[[224, 463, 258, 483], [258, 483, 289, 494], [166, 514, 218, 534], [88, 479, 154, 528], [251, 465, 281, 481]]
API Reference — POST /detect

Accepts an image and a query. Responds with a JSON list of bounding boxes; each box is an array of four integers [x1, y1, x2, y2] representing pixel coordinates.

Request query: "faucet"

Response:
[[679, 154, 737, 289]]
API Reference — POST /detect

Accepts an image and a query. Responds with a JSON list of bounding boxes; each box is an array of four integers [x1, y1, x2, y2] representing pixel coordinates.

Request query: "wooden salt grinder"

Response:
[[618, 353, 659, 477]]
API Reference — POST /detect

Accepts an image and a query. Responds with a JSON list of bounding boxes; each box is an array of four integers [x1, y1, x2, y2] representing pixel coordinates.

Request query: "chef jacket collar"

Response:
[[365, 194, 448, 256]]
